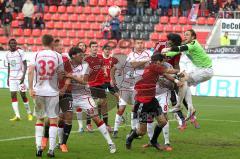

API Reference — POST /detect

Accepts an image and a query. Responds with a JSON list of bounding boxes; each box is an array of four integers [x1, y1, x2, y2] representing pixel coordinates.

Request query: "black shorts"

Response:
[[89, 85, 107, 99], [59, 92, 73, 113], [102, 82, 119, 94], [133, 98, 163, 123]]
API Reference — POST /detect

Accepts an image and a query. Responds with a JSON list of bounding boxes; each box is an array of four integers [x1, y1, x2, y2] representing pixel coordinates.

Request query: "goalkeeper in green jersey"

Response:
[[161, 29, 214, 120]]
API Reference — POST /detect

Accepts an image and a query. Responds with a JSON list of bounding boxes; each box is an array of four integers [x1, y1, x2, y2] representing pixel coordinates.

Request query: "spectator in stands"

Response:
[[5, 0, 15, 13], [158, 0, 171, 16], [1, 7, 13, 37], [61, 0, 72, 6], [135, 0, 145, 16], [110, 16, 121, 41], [0, 44, 4, 50], [34, 0, 45, 13], [180, 0, 190, 17], [199, 0, 207, 16], [13, 0, 24, 13], [220, 32, 230, 46], [78, 0, 88, 6], [33, 13, 45, 29], [236, 3, 240, 18], [223, 0, 237, 18], [48, 0, 61, 5], [127, 0, 136, 15], [172, 0, 180, 17], [22, 0, 34, 29], [101, 20, 111, 39], [208, 0, 220, 17], [0, 0, 5, 18]]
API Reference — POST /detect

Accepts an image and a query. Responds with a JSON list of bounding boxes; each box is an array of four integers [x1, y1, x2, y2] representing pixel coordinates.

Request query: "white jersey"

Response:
[[30, 50, 63, 96], [71, 62, 91, 98], [6, 49, 26, 80]]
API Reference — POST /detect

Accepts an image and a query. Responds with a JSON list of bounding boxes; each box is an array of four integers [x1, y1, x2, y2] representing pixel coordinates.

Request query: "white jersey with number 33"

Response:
[[30, 50, 63, 96]]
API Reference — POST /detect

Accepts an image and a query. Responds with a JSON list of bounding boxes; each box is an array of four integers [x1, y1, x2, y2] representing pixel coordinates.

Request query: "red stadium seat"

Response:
[[159, 33, 167, 41], [145, 41, 154, 49], [98, 0, 107, 6], [11, 20, 19, 28], [35, 38, 42, 45], [24, 29, 32, 36], [179, 16, 187, 25], [63, 38, 71, 46], [75, 6, 83, 14], [155, 24, 164, 32], [182, 25, 192, 32], [16, 13, 24, 20], [84, 6, 92, 14], [46, 21, 54, 29], [0, 36, 7, 44], [58, 30, 67, 38], [41, 29, 49, 35], [13, 28, 23, 36], [88, 14, 96, 22], [114, 0, 126, 7], [55, 22, 63, 29], [101, 7, 108, 15], [77, 30, 85, 38], [207, 17, 216, 25], [68, 30, 76, 38], [58, 6, 66, 13], [96, 14, 105, 23], [107, 0, 114, 6], [44, 6, 49, 12], [165, 25, 173, 32], [173, 25, 182, 32], [66, 6, 75, 14], [0, 28, 4, 35], [31, 46, 38, 52], [92, 7, 101, 14], [91, 23, 101, 30], [95, 32, 103, 39], [27, 38, 34, 45], [72, 0, 78, 5], [170, 16, 178, 24], [160, 16, 169, 24], [51, 13, 60, 21], [69, 14, 78, 21], [119, 15, 124, 22], [51, 30, 58, 37], [73, 22, 81, 30], [60, 13, 69, 21], [17, 37, 25, 45], [43, 13, 52, 21], [150, 33, 159, 41], [32, 29, 41, 36], [99, 39, 108, 47], [79, 14, 86, 21], [89, 0, 98, 6], [72, 38, 79, 46], [197, 17, 206, 25], [82, 23, 90, 30], [49, 5, 57, 13], [63, 22, 73, 29]]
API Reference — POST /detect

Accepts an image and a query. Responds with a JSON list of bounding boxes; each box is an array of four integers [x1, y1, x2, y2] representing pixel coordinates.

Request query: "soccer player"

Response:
[[126, 54, 180, 150], [162, 29, 214, 120], [28, 34, 64, 157], [6, 39, 33, 121], [84, 41, 111, 132], [65, 46, 116, 153]]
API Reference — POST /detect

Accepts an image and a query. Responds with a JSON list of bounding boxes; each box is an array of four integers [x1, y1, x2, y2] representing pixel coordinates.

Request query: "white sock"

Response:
[[174, 113, 183, 126], [185, 87, 194, 110], [35, 124, 44, 148], [58, 127, 64, 144], [131, 112, 137, 130], [12, 101, 20, 118], [49, 125, 58, 151], [113, 114, 122, 131], [163, 122, 170, 145], [98, 123, 113, 145], [24, 102, 32, 114], [76, 109, 83, 129], [147, 122, 154, 140]]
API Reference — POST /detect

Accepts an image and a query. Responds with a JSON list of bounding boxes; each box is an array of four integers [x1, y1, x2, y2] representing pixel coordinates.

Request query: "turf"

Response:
[[0, 88, 240, 159]]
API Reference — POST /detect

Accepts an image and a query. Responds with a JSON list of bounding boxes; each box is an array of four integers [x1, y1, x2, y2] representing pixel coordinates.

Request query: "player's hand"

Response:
[[176, 81, 184, 87], [29, 89, 36, 97], [161, 48, 171, 54], [110, 79, 117, 87]]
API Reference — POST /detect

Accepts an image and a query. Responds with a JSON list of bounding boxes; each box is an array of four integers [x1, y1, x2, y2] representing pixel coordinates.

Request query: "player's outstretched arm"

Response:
[[130, 60, 150, 69]]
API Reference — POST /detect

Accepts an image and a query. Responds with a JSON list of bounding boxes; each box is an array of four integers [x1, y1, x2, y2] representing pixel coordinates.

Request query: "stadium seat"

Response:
[[145, 41, 154, 48], [17, 37, 25, 45], [79, 14, 87, 22], [98, 0, 107, 6], [126, 23, 135, 31], [140, 32, 149, 40], [32, 29, 41, 36], [86, 31, 95, 39], [35, 38, 42, 45], [119, 15, 124, 22], [182, 25, 192, 32], [159, 33, 167, 41], [51, 30, 58, 37], [132, 16, 140, 23], [96, 14, 105, 23], [197, 32, 209, 40], [173, 25, 182, 32], [0, 28, 4, 35], [165, 25, 173, 32], [55, 22, 63, 29], [130, 31, 140, 39], [58, 30, 67, 38], [207, 17, 216, 25], [107, 0, 114, 6], [89, 0, 98, 6], [31, 46, 38, 51], [115, 0, 127, 7], [68, 30, 76, 38], [58, 6, 66, 13], [84, 6, 92, 14], [91, 23, 101, 30], [63, 22, 73, 29], [179, 16, 187, 25], [135, 23, 144, 31], [63, 38, 71, 46], [150, 33, 159, 41], [51, 13, 60, 21], [60, 13, 69, 21], [154, 8, 161, 16], [49, 5, 57, 13], [155, 24, 164, 32], [88, 14, 96, 22], [120, 23, 127, 31], [144, 24, 154, 32], [46, 21, 54, 29], [72, 0, 78, 5], [99, 39, 108, 46], [160, 16, 169, 24], [44, 6, 49, 12], [41, 29, 49, 35], [0, 36, 7, 44], [101, 7, 108, 15], [142, 15, 150, 23], [124, 15, 132, 23], [92, 7, 100, 14], [82, 23, 91, 30], [145, 8, 153, 16], [73, 22, 81, 30], [11, 20, 19, 28], [75, 6, 83, 14], [69, 14, 78, 22], [23, 29, 32, 36], [77, 31, 85, 38], [72, 38, 79, 45], [66, 6, 75, 14], [170, 16, 178, 24], [27, 38, 34, 45], [43, 13, 52, 21], [13, 28, 23, 36], [197, 17, 206, 25], [95, 32, 103, 39], [121, 31, 130, 39], [150, 15, 159, 24], [16, 13, 24, 20]]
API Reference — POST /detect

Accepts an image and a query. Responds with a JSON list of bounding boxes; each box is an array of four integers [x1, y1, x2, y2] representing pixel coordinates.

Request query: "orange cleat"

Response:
[[142, 143, 152, 148], [60, 144, 68, 153], [164, 144, 173, 151], [178, 121, 187, 132], [41, 137, 48, 150]]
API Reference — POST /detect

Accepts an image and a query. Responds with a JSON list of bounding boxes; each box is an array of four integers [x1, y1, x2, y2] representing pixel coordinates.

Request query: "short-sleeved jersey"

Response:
[[134, 63, 166, 103], [58, 53, 72, 91], [185, 40, 212, 68], [103, 56, 118, 82], [30, 50, 63, 96], [71, 62, 91, 98], [6, 49, 26, 80], [84, 54, 105, 87]]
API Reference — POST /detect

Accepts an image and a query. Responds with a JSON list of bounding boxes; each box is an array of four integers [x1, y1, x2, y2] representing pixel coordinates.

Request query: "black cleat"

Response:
[[47, 150, 55, 158], [150, 141, 164, 151], [126, 134, 132, 149], [36, 149, 43, 157], [112, 131, 118, 138]]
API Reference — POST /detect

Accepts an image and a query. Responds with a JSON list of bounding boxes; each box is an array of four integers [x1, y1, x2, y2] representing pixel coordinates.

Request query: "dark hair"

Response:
[[167, 33, 182, 46], [77, 41, 87, 48], [42, 34, 54, 46], [68, 47, 83, 58], [54, 39, 60, 43], [151, 53, 165, 62], [102, 44, 111, 50], [89, 41, 98, 47], [187, 29, 197, 39], [8, 38, 17, 44]]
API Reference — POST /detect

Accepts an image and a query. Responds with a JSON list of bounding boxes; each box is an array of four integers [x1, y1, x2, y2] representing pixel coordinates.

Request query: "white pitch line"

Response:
[[1, 119, 240, 142]]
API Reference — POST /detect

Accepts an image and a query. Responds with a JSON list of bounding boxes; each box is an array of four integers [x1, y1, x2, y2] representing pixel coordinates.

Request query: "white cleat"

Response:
[[109, 143, 116, 154]]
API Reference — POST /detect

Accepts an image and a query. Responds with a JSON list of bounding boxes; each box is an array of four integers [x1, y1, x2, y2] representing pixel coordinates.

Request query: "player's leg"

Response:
[[9, 80, 21, 120], [19, 91, 33, 121], [76, 107, 84, 133], [57, 114, 64, 148], [41, 119, 49, 150], [142, 116, 154, 148]]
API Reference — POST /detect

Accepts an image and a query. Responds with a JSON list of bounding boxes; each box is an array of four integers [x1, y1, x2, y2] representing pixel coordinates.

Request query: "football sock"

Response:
[[12, 98, 20, 118], [151, 125, 162, 144], [58, 121, 64, 144], [98, 122, 113, 145], [131, 112, 138, 130], [76, 108, 83, 129], [185, 87, 194, 110], [44, 121, 49, 138], [174, 113, 183, 126], [23, 98, 31, 114], [163, 122, 170, 145], [35, 123, 44, 148], [86, 115, 91, 125], [62, 123, 72, 144], [49, 124, 58, 151], [128, 129, 139, 141], [147, 122, 154, 140], [113, 113, 121, 131]]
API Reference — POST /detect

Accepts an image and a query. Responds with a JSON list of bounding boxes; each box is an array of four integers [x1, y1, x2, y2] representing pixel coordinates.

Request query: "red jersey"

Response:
[[103, 56, 118, 82], [84, 54, 105, 87], [58, 54, 72, 91], [134, 64, 166, 103]]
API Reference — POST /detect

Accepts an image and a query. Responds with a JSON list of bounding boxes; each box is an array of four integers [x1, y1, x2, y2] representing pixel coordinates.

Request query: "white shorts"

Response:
[[72, 95, 97, 116], [34, 95, 59, 119], [119, 89, 135, 106], [188, 67, 213, 86], [156, 91, 170, 113], [9, 79, 27, 92]]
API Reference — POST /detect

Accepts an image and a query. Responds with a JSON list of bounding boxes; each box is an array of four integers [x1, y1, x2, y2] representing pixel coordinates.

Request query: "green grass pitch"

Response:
[[0, 88, 240, 159]]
